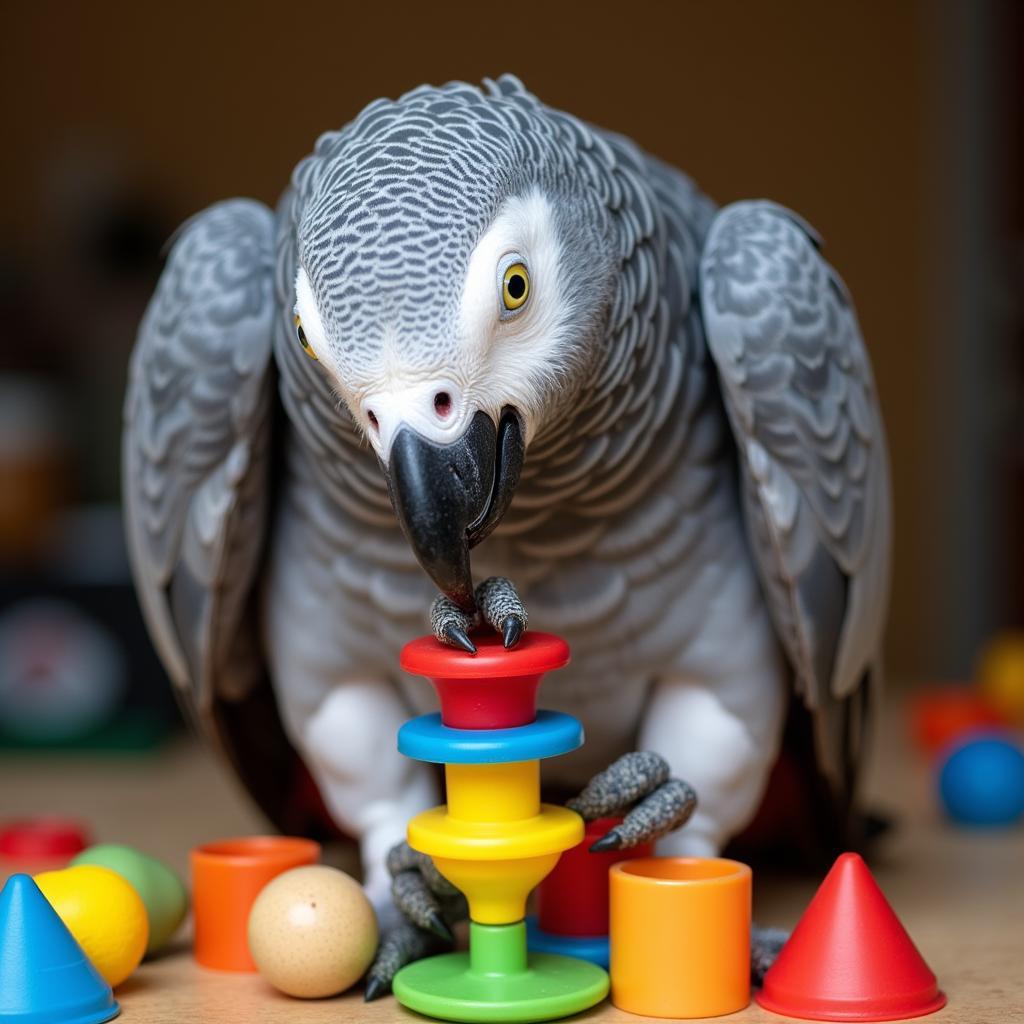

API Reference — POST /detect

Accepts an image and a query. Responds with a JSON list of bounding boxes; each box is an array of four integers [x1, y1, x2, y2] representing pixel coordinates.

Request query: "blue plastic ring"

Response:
[[397, 710, 583, 764], [526, 917, 610, 968]]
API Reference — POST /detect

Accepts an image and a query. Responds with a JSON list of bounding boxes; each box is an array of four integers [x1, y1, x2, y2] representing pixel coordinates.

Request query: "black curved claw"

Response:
[[364, 974, 389, 1002], [365, 920, 451, 1002], [502, 614, 523, 649], [589, 828, 624, 853], [425, 909, 454, 942], [443, 623, 477, 655]]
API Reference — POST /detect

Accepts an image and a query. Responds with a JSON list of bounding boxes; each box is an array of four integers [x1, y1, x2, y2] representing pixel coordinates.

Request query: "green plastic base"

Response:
[[393, 921, 609, 1023]]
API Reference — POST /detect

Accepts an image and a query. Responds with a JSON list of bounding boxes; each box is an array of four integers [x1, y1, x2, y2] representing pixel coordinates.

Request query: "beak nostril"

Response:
[[434, 392, 452, 419], [367, 410, 379, 431]]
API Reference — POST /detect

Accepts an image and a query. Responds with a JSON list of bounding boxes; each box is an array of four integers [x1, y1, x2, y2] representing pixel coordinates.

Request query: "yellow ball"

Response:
[[977, 630, 1024, 725], [35, 864, 149, 987], [247, 865, 378, 998]]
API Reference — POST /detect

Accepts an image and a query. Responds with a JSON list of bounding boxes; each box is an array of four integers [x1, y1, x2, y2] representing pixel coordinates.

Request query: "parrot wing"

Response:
[[699, 200, 892, 791], [122, 199, 277, 719]]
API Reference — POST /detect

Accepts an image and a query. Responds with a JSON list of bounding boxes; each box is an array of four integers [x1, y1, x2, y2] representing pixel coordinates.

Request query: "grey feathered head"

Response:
[[289, 76, 625, 610], [293, 77, 616, 448]]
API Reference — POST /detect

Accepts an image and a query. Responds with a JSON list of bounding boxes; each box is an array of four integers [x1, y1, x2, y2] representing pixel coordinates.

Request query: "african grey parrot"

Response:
[[123, 76, 891, 922]]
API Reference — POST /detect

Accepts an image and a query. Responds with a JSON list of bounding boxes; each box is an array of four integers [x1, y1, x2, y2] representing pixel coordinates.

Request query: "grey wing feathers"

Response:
[[699, 201, 892, 774], [123, 199, 277, 711]]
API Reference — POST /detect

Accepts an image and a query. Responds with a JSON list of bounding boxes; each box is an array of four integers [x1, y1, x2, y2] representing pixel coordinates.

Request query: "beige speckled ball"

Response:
[[247, 864, 379, 998]]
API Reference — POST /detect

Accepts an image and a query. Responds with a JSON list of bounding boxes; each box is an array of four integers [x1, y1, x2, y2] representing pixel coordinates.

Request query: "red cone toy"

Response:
[[757, 852, 946, 1022]]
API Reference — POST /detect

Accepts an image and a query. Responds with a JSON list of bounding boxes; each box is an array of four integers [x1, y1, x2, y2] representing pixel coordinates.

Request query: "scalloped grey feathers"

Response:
[[700, 201, 892, 776], [123, 199, 276, 710]]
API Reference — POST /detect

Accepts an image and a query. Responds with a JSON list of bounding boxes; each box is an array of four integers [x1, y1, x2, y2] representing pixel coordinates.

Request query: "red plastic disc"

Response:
[[0, 818, 90, 859], [538, 817, 654, 937], [400, 632, 570, 729], [757, 852, 946, 1021]]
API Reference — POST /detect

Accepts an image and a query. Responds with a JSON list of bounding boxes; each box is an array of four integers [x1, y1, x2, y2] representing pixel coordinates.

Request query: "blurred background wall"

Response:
[[0, 0, 1019, 716]]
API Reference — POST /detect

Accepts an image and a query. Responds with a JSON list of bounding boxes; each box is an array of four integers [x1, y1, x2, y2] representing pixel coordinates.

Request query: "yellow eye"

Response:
[[502, 262, 530, 311], [294, 314, 317, 360]]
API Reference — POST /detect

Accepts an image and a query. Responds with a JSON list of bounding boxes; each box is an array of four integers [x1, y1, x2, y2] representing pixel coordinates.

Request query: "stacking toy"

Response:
[[527, 817, 653, 967], [72, 844, 188, 954], [0, 873, 119, 1024], [609, 856, 751, 1018], [757, 852, 946, 1021], [393, 633, 609, 1023], [190, 835, 320, 971]]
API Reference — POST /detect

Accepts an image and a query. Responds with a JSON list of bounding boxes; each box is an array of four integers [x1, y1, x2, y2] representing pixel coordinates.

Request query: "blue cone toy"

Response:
[[0, 873, 119, 1024]]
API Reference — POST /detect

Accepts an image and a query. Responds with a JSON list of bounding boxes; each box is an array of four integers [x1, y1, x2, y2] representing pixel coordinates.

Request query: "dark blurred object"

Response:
[[0, 135, 175, 749], [0, 506, 180, 751], [0, 378, 68, 566]]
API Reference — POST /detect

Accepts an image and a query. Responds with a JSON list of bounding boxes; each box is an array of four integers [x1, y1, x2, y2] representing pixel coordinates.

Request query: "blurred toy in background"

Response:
[[909, 685, 1005, 757], [938, 734, 1024, 826], [0, 379, 68, 568], [907, 629, 1024, 829], [0, 575, 180, 751], [975, 629, 1024, 726], [122, 76, 893, 918], [0, 599, 126, 743], [0, 818, 91, 876], [71, 844, 188, 955]]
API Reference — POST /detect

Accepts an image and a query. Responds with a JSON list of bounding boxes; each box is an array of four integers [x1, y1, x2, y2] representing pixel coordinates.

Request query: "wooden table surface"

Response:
[[2, 697, 1022, 1024]]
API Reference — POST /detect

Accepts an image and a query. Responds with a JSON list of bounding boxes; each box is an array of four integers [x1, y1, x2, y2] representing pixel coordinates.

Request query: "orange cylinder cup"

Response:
[[191, 836, 320, 971], [610, 857, 751, 1018]]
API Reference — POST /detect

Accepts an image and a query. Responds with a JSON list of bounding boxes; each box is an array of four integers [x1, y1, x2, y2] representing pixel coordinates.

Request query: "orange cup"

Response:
[[610, 857, 751, 1018], [191, 835, 320, 971]]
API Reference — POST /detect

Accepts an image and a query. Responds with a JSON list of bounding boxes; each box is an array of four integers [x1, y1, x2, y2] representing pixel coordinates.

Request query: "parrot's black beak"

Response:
[[384, 407, 524, 613]]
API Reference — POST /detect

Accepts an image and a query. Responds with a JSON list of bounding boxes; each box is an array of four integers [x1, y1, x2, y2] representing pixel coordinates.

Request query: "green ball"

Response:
[[71, 843, 188, 955]]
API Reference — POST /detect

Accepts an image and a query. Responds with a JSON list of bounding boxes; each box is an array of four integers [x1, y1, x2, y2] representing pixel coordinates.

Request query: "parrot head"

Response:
[[290, 80, 617, 613]]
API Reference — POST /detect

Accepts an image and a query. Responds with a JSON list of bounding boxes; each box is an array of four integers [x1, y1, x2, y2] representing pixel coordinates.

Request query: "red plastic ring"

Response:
[[400, 632, 570, 729]]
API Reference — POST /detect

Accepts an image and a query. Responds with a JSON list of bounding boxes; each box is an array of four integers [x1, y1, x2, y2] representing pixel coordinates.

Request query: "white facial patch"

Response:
[[293, 266, 341, 378], [457, 188, 570, 443], [293, 188, 571, 459]]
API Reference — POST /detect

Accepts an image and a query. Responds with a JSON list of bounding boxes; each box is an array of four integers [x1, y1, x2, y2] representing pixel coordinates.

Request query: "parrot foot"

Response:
[[365, 841, 467, 1000], [365, 918, 452, 1001], [430, 576, 527, 653], [751, 924, 789, 986], [566, 751, 698, 850]]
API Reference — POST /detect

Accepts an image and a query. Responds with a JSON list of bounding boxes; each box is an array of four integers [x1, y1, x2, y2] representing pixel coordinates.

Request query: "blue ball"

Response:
[[938, 733, 1024, 826]]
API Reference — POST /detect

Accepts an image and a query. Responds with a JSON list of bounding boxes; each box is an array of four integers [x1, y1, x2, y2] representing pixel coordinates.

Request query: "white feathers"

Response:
[[360, 377, 469, 460], [457, 188, 574, 446], [294, 267, 331, 368]]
